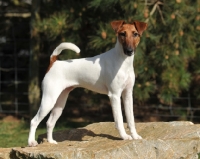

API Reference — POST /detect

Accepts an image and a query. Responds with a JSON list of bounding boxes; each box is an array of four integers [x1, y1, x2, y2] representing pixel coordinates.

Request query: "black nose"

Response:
[[124, 47, 133, 56]]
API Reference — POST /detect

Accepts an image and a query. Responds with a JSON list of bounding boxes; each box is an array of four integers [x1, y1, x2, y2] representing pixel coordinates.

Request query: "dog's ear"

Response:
[[111, 20, 125, 33], [133, 21, 147, 35]]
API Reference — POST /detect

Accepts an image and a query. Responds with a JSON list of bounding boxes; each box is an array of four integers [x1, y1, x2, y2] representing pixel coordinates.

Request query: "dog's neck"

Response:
[[114, 38, 134, 67]]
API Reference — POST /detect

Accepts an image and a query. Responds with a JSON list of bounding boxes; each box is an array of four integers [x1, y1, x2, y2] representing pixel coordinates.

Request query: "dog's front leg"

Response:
[[122, 89, 142, 139], [109, 94, 132, 140]]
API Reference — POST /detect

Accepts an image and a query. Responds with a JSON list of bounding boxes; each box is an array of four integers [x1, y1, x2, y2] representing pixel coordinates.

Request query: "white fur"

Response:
[[28, 40, 142, 147], [51, 42, 80, 57]]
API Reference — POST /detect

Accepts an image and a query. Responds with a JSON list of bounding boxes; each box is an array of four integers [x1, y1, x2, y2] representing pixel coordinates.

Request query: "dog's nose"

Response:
[[127, 48, 133, 53], [124, 47, 133, 56]]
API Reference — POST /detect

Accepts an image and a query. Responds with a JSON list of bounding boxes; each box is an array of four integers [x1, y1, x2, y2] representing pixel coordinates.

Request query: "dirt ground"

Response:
[[1, 115, 21, 123]]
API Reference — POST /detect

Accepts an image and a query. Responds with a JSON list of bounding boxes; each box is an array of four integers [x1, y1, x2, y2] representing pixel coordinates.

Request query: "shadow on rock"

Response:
[[38, 128, 121, 143]]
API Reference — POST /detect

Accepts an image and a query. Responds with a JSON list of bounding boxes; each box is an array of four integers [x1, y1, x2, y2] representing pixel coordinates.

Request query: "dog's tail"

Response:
[[51, 42, 80, 57], [47, 42, 80, 72]]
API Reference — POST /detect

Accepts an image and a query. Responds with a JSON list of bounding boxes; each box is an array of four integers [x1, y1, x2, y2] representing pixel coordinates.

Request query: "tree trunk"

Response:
[[29, 0, 41, 118]]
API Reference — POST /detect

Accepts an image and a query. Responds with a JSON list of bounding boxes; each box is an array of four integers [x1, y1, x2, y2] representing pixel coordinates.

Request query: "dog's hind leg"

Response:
[[46, 87, 74, 144], [28, 85, 65, 147]]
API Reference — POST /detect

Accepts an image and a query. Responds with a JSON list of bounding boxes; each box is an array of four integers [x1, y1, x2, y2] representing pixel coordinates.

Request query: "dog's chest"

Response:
[[109, 67, 134, 89]]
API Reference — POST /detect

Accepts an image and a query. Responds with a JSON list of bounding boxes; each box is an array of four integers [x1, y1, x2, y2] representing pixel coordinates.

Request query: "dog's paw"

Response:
[[121, 134, 133, 140], [28, 140, 38, 147], [131, 133, 142, 140], [48, 139, 58, 144]]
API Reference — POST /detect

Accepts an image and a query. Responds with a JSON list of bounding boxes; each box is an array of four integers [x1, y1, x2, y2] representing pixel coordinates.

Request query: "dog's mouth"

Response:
[[123, 47, 135, 56]]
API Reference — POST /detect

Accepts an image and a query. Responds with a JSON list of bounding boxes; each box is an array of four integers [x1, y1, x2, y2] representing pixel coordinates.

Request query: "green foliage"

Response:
[[88, 22, 116, 53], [33, 12, 69, 40], [87, 0, 200, 104], [33, 0, 200, 104]]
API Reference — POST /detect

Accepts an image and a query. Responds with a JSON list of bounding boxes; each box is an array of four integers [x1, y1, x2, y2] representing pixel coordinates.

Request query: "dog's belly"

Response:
[[80, 84, 108, 95]]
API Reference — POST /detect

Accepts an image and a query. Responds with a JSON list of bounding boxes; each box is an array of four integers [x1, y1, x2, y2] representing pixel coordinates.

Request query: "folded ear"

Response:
[[110, 20, 125, 33], [133, 21, 148, 35]]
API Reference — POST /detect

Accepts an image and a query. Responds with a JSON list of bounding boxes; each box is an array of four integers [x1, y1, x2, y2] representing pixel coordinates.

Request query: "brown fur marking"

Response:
[[47, 55, 57, 72], [117, 24, 141, 50], [111, 20, 147, 53]]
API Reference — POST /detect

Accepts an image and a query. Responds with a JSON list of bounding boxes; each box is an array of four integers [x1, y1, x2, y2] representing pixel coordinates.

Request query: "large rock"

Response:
[[2, 121, 200, 159], [0, 148, 12, 159]]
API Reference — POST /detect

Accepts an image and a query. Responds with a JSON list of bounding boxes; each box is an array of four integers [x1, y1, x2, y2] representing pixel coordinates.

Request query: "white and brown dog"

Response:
[[28, 20, 147, 146]]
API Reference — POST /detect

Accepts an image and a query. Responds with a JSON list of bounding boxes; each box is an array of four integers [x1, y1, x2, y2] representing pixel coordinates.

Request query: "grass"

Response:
[[0, 118, 71, 148], [0, 115, 90, 148], [0, 120, 45, 148]]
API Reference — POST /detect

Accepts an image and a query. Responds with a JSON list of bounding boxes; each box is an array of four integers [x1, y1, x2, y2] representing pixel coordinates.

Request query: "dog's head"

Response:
[[111, 20, 147, 56]]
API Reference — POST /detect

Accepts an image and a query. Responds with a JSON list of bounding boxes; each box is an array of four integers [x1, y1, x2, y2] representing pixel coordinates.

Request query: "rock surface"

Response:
[[1, 121, 200, 159], [0, 148, 12, 159]]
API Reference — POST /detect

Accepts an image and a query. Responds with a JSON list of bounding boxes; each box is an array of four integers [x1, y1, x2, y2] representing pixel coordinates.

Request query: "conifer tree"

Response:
[[33, 0, 200, 106], [88, 0, 200, 105]]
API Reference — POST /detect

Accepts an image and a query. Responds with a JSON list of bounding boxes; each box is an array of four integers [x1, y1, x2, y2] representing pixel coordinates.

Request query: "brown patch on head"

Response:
[[111, 20, 147, 56], [110, 20, 125, 33], [133, 21, 148, 36], [46, 55, 57, 72]]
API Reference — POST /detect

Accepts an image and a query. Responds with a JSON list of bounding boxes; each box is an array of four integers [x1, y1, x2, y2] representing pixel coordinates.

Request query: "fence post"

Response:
[[28, 0, 41, 119]]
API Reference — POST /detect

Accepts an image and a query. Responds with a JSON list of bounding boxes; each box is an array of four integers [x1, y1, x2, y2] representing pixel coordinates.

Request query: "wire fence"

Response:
[[0, 53, 29, 116], [0, 12, 30, 117], [134, 96, 200, 123]]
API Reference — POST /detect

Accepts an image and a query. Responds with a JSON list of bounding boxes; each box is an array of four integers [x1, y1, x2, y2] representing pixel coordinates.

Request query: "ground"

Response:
[[0, 115, 46, 148]]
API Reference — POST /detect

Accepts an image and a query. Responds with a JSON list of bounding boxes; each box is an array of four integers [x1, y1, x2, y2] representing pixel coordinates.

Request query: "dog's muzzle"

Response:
[[123, 47, 134, 56]]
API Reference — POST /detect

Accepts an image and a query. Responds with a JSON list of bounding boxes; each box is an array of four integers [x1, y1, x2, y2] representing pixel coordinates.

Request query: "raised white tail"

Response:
[[51, 42, 80, 58], [47, 42, 80, 72]]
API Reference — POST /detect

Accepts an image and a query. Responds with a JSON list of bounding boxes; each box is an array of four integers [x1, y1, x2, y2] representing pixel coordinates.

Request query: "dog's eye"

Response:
[[119, 32, 126, 37], [133, 32, 139, 37]]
